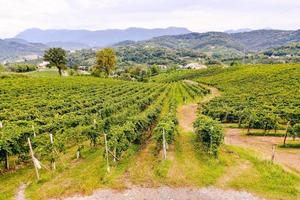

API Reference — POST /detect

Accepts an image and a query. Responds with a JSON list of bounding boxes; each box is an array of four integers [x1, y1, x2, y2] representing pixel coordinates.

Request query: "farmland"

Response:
[[0, 64, 300, 200]]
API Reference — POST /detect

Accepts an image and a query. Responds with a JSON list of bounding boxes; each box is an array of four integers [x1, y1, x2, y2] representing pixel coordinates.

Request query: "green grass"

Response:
[[1, 130, 299, 200], [24, 69, 61, 78], [246, 132, 286, 137], [24, 144, 140, 200], [279, 143, 300, 149], [0, 167, 35, 200], [227, 146, 300, 200]]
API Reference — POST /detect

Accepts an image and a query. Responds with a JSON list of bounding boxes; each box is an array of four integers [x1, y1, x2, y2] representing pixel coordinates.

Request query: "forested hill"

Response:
[[231, 29, 300, 51], [115, 29, 300, 53], [0, 39, 46, 61]]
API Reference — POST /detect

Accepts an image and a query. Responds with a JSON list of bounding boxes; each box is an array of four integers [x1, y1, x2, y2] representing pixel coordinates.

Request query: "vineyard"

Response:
[[0, 64, 300, 200], [0, 75, 211, 199], [195, 64, 300, 144]]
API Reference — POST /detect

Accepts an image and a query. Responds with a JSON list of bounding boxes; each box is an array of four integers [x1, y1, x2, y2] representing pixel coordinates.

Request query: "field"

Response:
[[0, 64, 300, 200]]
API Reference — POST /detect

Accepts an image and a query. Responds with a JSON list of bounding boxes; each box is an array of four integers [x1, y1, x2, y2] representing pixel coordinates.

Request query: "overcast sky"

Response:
[[0, 0, 299, 38]]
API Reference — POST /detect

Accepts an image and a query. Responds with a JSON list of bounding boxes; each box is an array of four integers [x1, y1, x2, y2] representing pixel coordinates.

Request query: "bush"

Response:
[[91, 67, 107, 77], [0, 64, 5, 72], [193, 115, 224, 157], [8, 63, 37, 73]]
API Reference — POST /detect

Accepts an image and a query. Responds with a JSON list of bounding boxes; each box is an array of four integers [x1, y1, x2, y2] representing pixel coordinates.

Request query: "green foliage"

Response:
[[44, 48, 67, 76], [0, 76, 167, 170], [95, 48, 117, 76], [198, 64, 300, 129], [288, 123, 300, 139], [7, 63, 37, 72], [149, 65, 161, 76], [125, 65, 151, 82], [193, 115, 224, 157], [0, 64, 5, 72]]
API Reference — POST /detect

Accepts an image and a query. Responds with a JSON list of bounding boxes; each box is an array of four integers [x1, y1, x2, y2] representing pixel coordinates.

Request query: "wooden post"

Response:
[[28, 138, 40, 180], [113, 146, 116, 162], [76, 150, 80, 160], [50, 134, 56, 170], [104, 134, 110, 173], [271, 144, 276, 163], [5, 152, 9, 170], [0, 121, 3, 128], [32, 125, 36, 138], [162, 128, 167, 160]]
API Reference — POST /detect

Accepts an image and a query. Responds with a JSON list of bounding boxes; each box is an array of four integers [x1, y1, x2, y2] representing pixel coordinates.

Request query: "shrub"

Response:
[[193, 115, 224, 157], [8, 63, 37, 73], [0, 64, 5, 72]]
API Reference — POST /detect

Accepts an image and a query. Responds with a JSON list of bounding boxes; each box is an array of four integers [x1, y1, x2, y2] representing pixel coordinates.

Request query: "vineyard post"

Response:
[[76, 150, 80, 160], [28, 138, 40, 180], [50, 134, 56, 170], [0, 121, 3, 128], [162, 128, 167, 160], [32, 125, 36, 138], [104, 133, 110, 173], [5, 152, 9, 170], [113, 146, 116, 163], [271, 144, 276, 163]]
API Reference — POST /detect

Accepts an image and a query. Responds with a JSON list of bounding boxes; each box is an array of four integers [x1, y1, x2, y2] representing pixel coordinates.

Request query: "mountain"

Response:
[[15, 27, 191, 47], [225, 28, 252, 34], [115, 29, 300, 53], [231, 29, 300, 51], [46, 41, 90, 51], [0, 39, 46, 62], [114, 32, 245, 59]]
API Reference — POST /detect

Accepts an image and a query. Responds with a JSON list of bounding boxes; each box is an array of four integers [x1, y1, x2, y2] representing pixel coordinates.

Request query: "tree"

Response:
[[95, 48, 117, 76], [44, 48, 67, 76]]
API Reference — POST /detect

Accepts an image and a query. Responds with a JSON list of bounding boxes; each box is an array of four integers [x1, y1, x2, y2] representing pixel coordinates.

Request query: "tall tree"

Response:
[[95, 48, 117, 76], [44, 48, 67, 76]]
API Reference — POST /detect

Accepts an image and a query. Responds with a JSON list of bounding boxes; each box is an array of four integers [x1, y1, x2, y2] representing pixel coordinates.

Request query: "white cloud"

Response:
[[0, 0, 299, 38]]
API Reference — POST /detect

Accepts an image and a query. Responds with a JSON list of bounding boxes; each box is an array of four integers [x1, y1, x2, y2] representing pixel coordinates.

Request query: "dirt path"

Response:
[[225, 128, 300, 174], [64, 187, 260, 200], [178, 81, 221, 132], [14, 184, 26, 200]]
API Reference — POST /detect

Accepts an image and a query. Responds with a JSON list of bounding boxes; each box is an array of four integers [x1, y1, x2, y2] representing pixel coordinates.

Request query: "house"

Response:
[[38, 61, 49, 69], [183, 63, 207, 70]]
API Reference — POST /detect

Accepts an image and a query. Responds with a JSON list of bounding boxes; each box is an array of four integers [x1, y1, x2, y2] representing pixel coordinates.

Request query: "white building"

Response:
[[183, 63, 207, 70]]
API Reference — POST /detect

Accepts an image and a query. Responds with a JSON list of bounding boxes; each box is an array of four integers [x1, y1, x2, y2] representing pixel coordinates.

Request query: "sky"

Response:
[[0, 0, 299, 38]]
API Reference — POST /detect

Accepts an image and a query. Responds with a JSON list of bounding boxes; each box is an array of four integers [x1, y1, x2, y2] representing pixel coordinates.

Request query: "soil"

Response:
[[63, 187, 260, 200], [15, 184, 26, 200], [225, 128, 300, 174]]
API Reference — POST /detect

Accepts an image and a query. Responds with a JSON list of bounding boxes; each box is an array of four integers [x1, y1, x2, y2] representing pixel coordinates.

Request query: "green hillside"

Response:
[[195, 64, 300, 127]]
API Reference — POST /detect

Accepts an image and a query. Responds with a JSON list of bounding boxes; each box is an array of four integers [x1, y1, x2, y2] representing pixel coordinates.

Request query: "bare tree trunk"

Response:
[[283, 121, 290, 146], [264, 123, 267, 135], [238, 117, 242, 128], [247, 122, 251, 134], [58, 67, 62, 76]]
